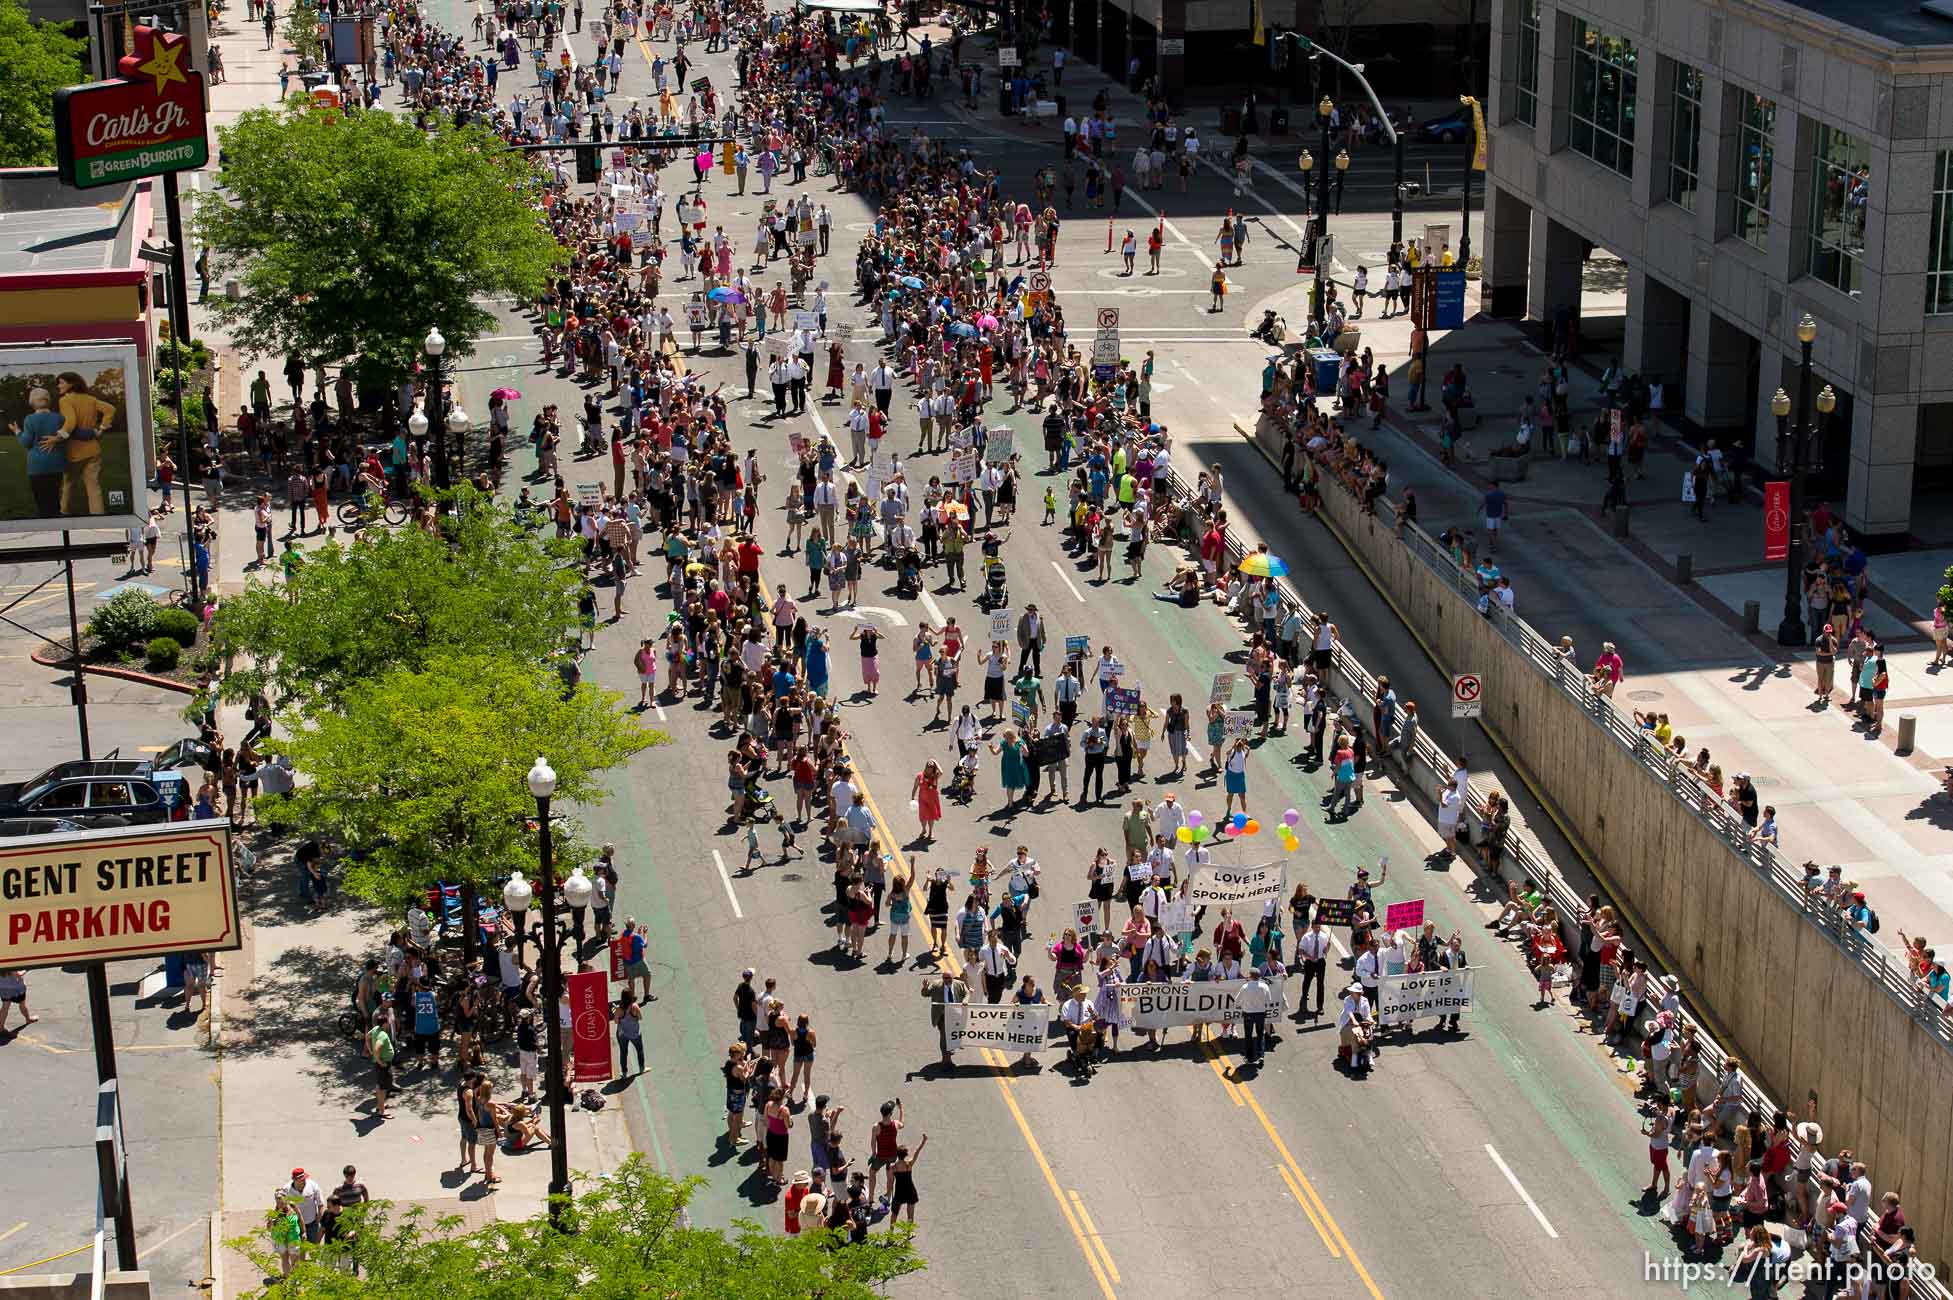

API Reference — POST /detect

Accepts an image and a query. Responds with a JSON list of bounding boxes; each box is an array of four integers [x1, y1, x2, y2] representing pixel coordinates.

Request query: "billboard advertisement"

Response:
[[0, 819, 239, 970], [0, 345, 149, 533]]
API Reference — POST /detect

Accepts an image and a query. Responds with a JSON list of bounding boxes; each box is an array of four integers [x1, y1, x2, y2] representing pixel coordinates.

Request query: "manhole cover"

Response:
[[1626, 689, 1665, 702]]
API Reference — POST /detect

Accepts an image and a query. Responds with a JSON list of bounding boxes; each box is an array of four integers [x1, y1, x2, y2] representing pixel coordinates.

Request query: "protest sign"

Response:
[[1105, 687, 1141, 717], [984, 428, 1016, 462], [1158, 898, 1196, 936], [575, 482, 603, 507], [989, 609, 1014, 643], [1122, 977, 1285, 1031], [1384, 899, 1425, 933], [1126, 862, 1153, 882], [1064, 634, 1091, 659], [793, 309, 819, 333], [1184, 861, 1287, 908], [948, 449, 977, 483], [1225, 710, 1256, 738], [1377, 968, 1474, 1026], [945, 1002, 1052, 1054], [1074, 900, 1097, 933], [1012, 699, 1032, 728], [1313, 896, 1357, 928], [686, 302, 707, 329], [1209, 672, 1235, 704]]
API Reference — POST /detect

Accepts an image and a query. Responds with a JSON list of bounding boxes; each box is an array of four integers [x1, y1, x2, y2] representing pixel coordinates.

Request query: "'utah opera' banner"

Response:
[[1183, 861, 1287, 908], [945, 1002, 1053, 1054], [1377, 968, 1474, 1026], [1121, 977, 1286, 1031]]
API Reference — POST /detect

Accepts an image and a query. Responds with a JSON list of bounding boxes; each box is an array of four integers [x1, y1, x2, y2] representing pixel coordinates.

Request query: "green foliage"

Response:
[[0, 0, 87, 168], [153, 607, 201, 646], [152, 337, 216, 444], [263, 650, 662, 909], [284, 0, 324, 66], [236, 1155, 922, 1300], [87, 589, 159, 651], [211, 485, 586, 714], [144, 636, 182, 671], [195, 105, 564, 381]]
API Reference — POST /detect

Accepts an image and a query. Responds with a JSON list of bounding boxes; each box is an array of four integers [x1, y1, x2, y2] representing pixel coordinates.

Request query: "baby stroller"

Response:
[[945, 756, 978, 802], [895, 546, 922, 597], [1068, 1020, 1102, 1078], [980, 557, 1007, 610], [740, 776, 781, 825]]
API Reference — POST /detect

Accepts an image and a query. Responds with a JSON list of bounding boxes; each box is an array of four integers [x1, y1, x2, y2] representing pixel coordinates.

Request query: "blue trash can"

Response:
[[1310, 348, 1341, 397], [164, 952, 185, 990]]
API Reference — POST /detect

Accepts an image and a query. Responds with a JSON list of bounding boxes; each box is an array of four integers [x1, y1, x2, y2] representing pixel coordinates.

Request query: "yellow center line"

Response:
[[850, 758, 1115, 1299], [0, 1243, 91, 1276], [1197, 1038, 1244, 1106], [1274, 1163, 1340, 1256], [1238, 1081, 1383, 1300], [1066, 1189, 1121, 1285]]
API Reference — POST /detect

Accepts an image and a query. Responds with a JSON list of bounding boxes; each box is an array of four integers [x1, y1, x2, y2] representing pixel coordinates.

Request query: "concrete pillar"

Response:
[[1628, 269, 1689, 391], [1848, 399, 1916, 539], [1157, 0, 1184, 114], [1690, 313, 1752, 433], [1484, 183, 1531, 318], [1527, 214, 1584, 333]]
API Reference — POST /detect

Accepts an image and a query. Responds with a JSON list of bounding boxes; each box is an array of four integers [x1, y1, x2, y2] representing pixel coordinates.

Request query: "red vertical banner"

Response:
[[567, 970, 613, 1083], [608, 937, 630, 982], [1764, 481, 1791, 561]]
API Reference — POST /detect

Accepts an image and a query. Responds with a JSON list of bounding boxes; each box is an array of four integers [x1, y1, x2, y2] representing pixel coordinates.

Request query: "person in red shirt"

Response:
[[978, 346, 994, 399], [867, 405, 885, 452], [1199, 522, 1226, 586], [737, 535, 764, 577]]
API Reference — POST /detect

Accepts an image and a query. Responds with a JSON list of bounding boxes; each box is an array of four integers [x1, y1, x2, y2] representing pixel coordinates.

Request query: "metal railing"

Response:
[[1384, 478, 1953, 1039], [1156, 447, 1952, 1287]]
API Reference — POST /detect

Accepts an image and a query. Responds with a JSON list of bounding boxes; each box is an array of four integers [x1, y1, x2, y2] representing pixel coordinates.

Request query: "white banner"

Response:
[[945, 1002, 1053, 1054], [1377, 968, 1474, 1026], [1122, 977, 1285, 1030], [1183, 861, 1286, 908], [1158, 898, 1196, 935]]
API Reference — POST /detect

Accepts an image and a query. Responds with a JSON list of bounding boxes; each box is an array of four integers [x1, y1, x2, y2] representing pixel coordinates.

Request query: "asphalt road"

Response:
[[446, 16, 1711, 1300]]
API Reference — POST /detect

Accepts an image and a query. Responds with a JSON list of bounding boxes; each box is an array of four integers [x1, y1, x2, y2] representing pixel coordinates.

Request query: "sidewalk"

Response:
[[1286, 293, 1953, 954], [213, 832, 633, 1299]]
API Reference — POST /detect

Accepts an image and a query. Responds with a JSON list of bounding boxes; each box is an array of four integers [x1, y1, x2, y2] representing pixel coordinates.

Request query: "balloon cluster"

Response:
[[1175, 809, 1213, 844], [1228, 812, 1261, 835], [1277, 808, 1302, 853]]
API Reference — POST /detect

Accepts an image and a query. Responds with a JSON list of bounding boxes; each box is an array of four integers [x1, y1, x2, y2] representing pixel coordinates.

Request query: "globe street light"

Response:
[[562, 864, 594, 952], [422, 327, 454, 490], [524, 756, 572, 1226], [502, 871, 533, 964]]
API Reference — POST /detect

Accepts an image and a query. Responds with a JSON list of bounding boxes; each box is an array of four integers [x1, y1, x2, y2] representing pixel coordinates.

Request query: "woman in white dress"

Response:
[[1090, 958, 1127, 1053]]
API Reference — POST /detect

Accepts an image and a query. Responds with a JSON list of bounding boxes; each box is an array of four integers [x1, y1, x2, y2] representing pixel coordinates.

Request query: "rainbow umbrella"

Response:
[[1237, 552, 1290, 578]]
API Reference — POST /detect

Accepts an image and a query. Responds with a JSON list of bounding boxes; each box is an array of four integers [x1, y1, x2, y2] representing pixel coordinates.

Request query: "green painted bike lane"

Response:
[[1002, 446, 1707, 1283]]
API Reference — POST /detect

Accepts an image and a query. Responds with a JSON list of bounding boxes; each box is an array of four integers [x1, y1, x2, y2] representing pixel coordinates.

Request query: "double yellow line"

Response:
[[849, 776, 1120, 1300]]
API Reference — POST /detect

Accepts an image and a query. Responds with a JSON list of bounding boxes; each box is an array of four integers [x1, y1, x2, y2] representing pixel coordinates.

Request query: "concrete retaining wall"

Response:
[[1304, 429, 1953, 1272]]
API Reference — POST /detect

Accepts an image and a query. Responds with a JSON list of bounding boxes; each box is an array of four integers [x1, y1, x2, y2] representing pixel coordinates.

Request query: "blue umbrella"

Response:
[[947, 321, 978, 338], [707, 286, 746, 304], [901, 275, 926, 289]]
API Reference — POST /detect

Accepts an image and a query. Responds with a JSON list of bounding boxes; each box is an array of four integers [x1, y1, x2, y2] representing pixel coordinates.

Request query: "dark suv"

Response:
[[0, 759, 189, 828]]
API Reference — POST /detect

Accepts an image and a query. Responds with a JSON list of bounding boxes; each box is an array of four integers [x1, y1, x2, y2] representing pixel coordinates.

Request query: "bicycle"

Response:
[[336, 495, 411, 530]]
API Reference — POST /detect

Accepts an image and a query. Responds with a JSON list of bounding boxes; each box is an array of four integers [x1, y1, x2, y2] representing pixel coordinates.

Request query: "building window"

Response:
[[1513, 0, 1540, 127], [1807, 125, 1870, 295], [1930, 151, 1953, 314], [1667, 64, 1702, 211], [1732, 93, 1776, 251], [1568, 20, 1637, 177]]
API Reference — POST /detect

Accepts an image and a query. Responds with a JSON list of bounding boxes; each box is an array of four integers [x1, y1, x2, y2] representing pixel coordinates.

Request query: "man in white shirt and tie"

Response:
[[978, 931, 1016, 1003], [1294, 918, 1331, 1018], [1353, 936, 1381, 1017], [870, 361, 895, 414]]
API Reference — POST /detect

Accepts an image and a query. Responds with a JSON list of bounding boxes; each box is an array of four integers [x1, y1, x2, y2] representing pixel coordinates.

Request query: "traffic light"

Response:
[[576, 146, 598, 185]]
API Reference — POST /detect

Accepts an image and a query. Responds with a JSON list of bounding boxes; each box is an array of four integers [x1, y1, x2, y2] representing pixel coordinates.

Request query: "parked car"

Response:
[[0, 759, 190, 828], [1419, 107, 1474, 143], [0, 816, 88, 837], [153, 737, 219, 773]]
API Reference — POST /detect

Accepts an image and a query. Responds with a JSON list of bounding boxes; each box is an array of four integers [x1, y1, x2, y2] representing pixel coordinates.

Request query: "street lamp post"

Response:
[[422, 328, 455, 490], [1458, 95, 1476, 266], [526, 756, 573, 1226], [1391, 129, 1407, 247], [502, 871, 532, 966], [1772, 313, 1837, 647]]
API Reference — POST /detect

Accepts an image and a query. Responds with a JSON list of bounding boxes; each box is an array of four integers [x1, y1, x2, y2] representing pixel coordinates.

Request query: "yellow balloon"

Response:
[[1176, 826, 1194, 843]]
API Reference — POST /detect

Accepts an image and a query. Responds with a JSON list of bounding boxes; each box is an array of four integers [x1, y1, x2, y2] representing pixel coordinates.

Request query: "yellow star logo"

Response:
[[134, 34, 189, 96]]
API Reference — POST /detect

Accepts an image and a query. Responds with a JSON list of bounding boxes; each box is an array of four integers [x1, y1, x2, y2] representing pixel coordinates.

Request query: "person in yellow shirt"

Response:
[[1406, 242, 1422, 269], [1439, 242, 1456, 268], [54, 371, 114, 516]]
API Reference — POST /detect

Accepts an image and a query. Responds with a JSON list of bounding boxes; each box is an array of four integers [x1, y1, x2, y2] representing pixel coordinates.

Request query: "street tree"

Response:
[[263, 650, 661, 913], [194, 103, 561, 380], [209, 486, 584, 716], [239, 1156, 924, 1299], [0, 0, 87, 167]]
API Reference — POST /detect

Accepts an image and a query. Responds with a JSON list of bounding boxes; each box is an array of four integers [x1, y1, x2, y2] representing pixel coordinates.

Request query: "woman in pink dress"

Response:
[[911, 759, 944, 841]]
